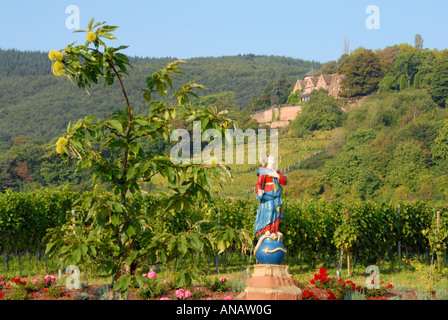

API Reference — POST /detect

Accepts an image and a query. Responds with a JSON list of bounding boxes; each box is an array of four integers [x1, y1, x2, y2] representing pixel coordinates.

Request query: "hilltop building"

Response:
[[292, 73, 345, 101]]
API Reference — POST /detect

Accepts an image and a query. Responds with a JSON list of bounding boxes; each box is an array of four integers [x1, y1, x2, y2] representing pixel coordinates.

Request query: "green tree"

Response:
[[291, 89, 344, 136], [43, 19, 251, 299], [322, 148, 365, 197], [429, 55, 448, 107], [314, 60, 338, 76], [415, 34, 424, 50], [386, 140, 430, 189], [380, 50, 436, 91], [431, 119, 448, 162], [344, 128, 376, 151], [286, 90, 301, 104], [399, 74, 409, 91], [271, 78, 293, 106], [339, 48, 384, 97]]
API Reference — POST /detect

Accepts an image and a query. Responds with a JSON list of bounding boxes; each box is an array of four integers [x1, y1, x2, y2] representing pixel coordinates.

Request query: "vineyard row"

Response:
[[0, 189, 447, 267]]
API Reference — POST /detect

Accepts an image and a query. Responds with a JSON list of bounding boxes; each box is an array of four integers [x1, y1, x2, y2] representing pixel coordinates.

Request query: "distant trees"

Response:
[[193, 91, 258, 129], [271, 78, 294, 105], [314, 60, 338, 76], [0, 50, 322, 147], [0, 138, 91, 192], [248, 77, 294, 111]]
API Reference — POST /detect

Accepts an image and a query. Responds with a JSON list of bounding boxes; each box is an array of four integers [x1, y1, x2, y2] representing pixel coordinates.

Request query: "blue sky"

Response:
[[0, 0, 447, 63]]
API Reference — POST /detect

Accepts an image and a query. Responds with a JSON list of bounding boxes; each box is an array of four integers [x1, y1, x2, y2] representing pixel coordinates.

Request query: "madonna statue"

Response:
[[254, 154, 287, 264]]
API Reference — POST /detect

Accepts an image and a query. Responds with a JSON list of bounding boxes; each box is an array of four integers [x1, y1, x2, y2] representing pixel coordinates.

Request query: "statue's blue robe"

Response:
[[254, 167, 284, 235]]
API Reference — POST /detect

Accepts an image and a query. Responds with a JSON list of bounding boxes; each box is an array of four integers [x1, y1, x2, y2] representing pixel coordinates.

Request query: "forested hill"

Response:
[[0, 49, 321, 149]]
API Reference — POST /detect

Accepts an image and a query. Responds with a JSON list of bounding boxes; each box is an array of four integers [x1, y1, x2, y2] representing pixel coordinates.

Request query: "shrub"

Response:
[[343, 290, 366, 300], [394, 285, 410, 293], [5, 287, 31, 300], [43, 285, 63, 299], [435, 288, 448, 300], [301, 289, 318, 300], [417, 290, 432, 300], [135, 271, 177, 300], [204, 276, 231, 292], [76, 292, 89, 300]]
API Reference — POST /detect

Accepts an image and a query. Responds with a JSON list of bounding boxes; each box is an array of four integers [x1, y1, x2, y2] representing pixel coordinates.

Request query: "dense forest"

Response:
[[0, 49, 321, 150], [0, 48, 320, 191]]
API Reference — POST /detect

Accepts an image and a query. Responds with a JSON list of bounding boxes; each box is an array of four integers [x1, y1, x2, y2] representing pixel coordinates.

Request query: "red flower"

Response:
[[30, 292, 34, 297], [0, 292, 3, 299], [67, 294, 71, 298], [43, 288, 47, 292]]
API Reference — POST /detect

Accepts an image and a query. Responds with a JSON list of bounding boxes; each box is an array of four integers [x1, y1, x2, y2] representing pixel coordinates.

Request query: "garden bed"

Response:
[[1, 268, 446, 301]]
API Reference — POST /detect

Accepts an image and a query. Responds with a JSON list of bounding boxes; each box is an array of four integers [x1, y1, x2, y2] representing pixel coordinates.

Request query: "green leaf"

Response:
[[87, 18, 94, 30], [108, 120, 124, 134], [130, 142, 140, 154], [178, 236, 187, 256], [100, 32, 117, 40], [113, 274, 132, 296], [73, 248, 81, 264], [124, 222, 136, 238], [81, 243, 88, 255], [127, 167, 136, 180], [126, 250, 139, 266], [110, 213, 120, 226], [189, 232, 203, 251]]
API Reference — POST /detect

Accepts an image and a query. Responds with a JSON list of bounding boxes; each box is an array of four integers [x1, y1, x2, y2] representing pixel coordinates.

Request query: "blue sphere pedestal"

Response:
[[236, 232, 302, 300], [254, 233, 286, 265]]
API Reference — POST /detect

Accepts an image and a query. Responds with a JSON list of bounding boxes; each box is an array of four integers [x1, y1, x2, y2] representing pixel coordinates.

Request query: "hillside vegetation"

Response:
[[1, 40, 448, 204], [0, 49, 320, 150]]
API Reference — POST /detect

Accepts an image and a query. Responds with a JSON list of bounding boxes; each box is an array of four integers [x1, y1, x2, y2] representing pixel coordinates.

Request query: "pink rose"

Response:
[[185, 291, 192, 298], [176, 289, 185, 299], [223, 295, 233, 300]]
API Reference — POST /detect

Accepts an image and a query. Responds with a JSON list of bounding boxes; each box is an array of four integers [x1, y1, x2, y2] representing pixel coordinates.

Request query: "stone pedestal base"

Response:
[[236, 264, 302, 300]]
